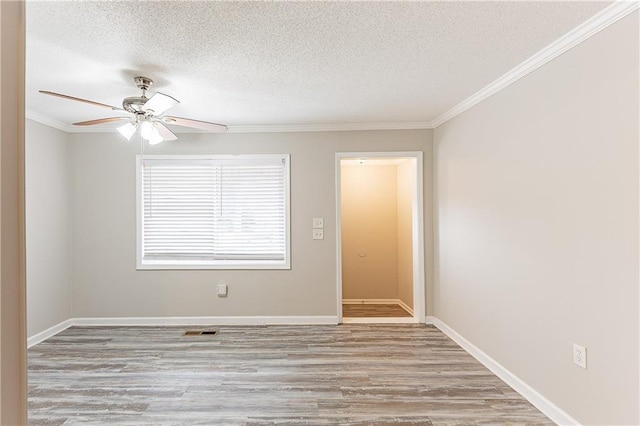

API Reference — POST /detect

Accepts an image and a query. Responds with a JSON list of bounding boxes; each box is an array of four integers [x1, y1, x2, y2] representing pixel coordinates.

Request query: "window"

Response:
[[137, 155, 290, 269]]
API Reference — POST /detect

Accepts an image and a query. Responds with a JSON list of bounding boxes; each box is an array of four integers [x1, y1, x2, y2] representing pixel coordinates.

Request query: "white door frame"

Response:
[[335, 151, 426, 324]]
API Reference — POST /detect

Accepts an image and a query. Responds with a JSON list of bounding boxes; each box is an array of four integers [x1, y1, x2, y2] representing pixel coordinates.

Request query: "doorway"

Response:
[[335, 152, 425, 324]]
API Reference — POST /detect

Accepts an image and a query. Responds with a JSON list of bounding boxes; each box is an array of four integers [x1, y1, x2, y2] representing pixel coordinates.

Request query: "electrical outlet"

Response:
[[573, 343, 587, 369], [312, 229, 324, 240], [312, 217, 324, 229]]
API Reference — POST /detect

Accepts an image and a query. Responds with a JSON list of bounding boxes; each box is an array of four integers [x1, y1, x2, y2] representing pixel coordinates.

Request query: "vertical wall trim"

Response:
[[0, 0, 27, 423], [413, 153, 426, 323], [334, 156, 344, 323]]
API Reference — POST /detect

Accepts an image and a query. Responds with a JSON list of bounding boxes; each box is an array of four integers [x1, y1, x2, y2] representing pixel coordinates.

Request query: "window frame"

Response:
[[136, 154, 291, 270]]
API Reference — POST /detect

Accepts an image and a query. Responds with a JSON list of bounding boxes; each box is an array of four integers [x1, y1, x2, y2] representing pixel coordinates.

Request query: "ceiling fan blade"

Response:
[[40, 90, 123, 111], [73, 117, 131, 126], [143, 92, 179, 116], [153, 122, 178, 141], [162, 116, 228, 132]]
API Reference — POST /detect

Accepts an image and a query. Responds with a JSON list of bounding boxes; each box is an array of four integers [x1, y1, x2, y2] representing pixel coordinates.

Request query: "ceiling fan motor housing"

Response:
[[134, 76, 153, 91], [122, 96, 148, 114]]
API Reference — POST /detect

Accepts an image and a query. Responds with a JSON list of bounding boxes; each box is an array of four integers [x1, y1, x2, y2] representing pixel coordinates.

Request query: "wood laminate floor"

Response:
[[28, 325, 552, 425], [342, 304, 412, 318]]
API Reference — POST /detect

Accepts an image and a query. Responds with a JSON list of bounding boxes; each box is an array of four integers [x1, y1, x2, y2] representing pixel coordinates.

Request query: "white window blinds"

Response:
[[137, 155, 290, 269]]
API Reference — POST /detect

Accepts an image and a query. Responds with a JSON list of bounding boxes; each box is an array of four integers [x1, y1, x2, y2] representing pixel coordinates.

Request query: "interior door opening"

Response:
[[336, 152, 425, 324]]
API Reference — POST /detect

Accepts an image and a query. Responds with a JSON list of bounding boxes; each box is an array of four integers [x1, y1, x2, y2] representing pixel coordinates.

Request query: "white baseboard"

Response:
[[426, 316, 579, 426], [27, 319, 73, 348], [28, 316, 339, 347], [72, 315, 339, 327], [342, 317, 418, 324], [397, 299, 414, 316], [342, 298, 400, 305]]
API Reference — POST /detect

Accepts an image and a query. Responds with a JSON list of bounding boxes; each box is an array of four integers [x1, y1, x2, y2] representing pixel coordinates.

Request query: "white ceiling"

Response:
[[26, 1, 611, 130]]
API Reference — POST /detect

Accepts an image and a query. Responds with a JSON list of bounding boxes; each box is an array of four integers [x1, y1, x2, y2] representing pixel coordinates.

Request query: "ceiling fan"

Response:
[[40, 76, 227, 144]]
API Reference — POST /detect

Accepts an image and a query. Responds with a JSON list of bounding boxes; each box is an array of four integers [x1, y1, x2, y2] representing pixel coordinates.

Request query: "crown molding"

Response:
[[25, 111, 433, 134], [25, 109, 71, 132], [227, 122, 433, 133], [429, 0, 640, 128]]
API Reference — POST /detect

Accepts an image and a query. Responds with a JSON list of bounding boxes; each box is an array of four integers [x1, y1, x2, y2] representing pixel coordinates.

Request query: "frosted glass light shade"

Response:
[[147, 132, 164, 145], [117, 122, 137, 140], [140, 121, 163, 145]]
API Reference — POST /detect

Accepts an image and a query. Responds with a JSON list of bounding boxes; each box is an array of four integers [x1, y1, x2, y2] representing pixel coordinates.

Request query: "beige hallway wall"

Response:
[[341, 164, 398, 300]]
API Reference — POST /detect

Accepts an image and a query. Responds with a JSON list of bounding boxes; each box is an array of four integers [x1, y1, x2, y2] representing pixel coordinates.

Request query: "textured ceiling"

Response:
[[26, 1, 611, 129]]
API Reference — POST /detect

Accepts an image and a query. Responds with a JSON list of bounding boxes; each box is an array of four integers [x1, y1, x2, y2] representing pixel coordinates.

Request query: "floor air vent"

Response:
[[184, 330, 217, 336]]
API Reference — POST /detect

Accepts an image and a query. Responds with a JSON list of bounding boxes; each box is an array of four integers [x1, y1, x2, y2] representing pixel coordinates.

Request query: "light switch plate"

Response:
[[312, 229, 324, 240], [217, 284, 228, 297], [313, 217, 324, 229]]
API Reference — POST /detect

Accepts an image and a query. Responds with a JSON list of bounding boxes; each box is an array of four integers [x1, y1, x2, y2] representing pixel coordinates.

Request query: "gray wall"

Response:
[[433, 12, 639, 425], [26, 119, 72, 336], [69, 130, 434, 318]]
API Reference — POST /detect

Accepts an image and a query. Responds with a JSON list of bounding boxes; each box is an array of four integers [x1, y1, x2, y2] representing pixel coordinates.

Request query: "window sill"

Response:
[[137, 260, 291, 271]]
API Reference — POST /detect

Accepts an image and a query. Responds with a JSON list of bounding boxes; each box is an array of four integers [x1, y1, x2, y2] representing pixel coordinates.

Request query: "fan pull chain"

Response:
[[140, 131, 153, 218]]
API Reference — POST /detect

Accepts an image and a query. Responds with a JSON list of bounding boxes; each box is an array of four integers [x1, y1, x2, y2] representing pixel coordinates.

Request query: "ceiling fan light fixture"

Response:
[[117, 122, 137, 140], [147, 133, 164, 145], [141, 120, 164, 145], [153, 122, 178, 141]]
